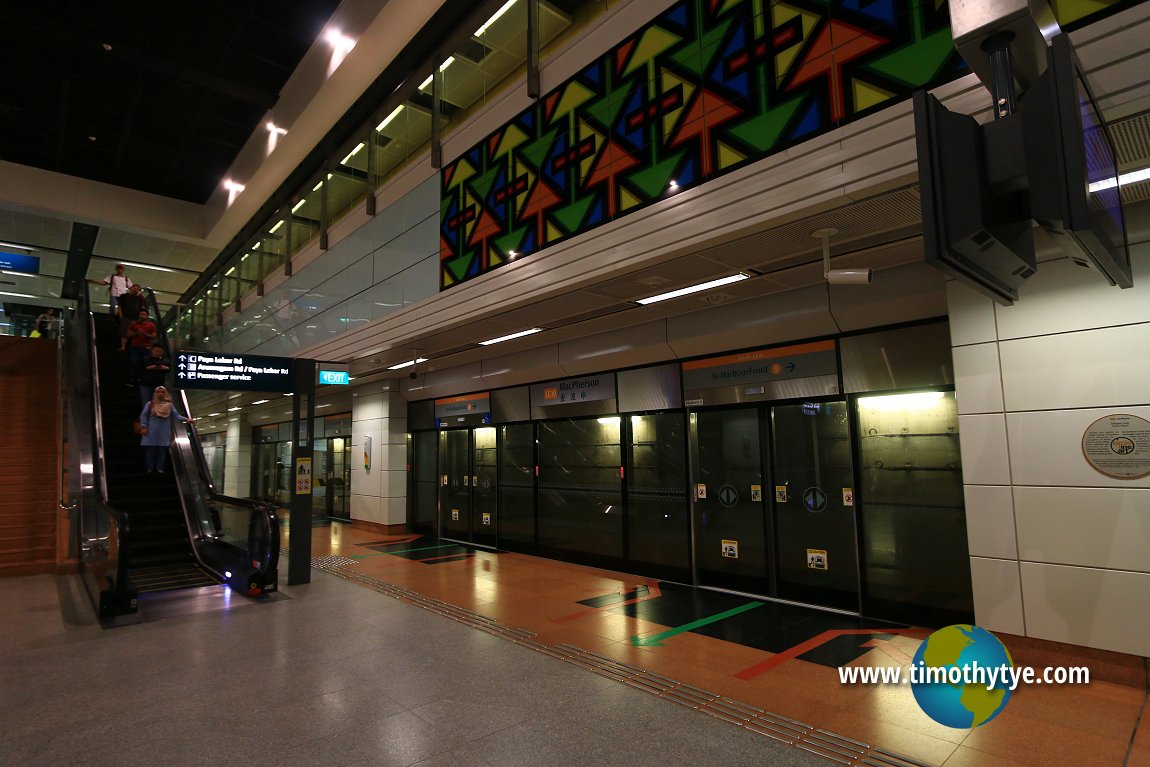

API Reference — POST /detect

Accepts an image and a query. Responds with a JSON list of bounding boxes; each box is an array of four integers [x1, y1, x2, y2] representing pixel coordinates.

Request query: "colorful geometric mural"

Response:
[[441, 0, 1132, 289]]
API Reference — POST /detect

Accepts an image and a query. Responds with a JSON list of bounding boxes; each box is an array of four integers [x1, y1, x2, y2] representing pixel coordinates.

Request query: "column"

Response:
[[223, 412, 252, 497], [350, 384, 407, 526]]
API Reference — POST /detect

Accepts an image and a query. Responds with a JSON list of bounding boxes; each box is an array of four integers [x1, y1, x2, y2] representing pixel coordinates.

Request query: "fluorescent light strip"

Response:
[[340, 142, 365, 165], [479, 328, 542, 346], [291, 199, 306, 213], [0, 291, 36, 298], [0, 241, 33, 251], [387, 357, 428, 370], [636, 274, 749, 305], [475, 0, 518, 36], [2, 270, 41, 277], [376, 105, 404, 132], [269, 220, 284, 234], [112, 259, 179, 274], [227, 407, 242, 412], [251, 399, 270, 405], [1089, 165, 1150, 193]]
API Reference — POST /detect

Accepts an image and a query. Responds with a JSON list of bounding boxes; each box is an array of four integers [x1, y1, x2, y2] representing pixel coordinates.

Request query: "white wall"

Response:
[[223, 414, 252, 498], [949, 252, 1150, 657], [350, 387, 407, 526]]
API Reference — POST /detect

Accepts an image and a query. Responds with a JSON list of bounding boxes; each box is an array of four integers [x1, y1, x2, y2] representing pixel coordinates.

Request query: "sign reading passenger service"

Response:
[[177, 351, 294, 393]]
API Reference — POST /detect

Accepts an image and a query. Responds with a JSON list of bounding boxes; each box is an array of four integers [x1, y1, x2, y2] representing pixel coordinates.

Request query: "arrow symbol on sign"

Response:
[[178, 355, 186, 361], [177, 372, 185, 378], [785, 362, 796, 372], [178, 363, 186, 369]]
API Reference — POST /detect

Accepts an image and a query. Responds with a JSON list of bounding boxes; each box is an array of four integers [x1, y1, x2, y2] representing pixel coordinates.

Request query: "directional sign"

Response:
[[803, 487, 828, 513], [177, 351, 294, 393], [318, 369, 349, 385], [0, 251, 40, 274], [718, 484, 739, 508]]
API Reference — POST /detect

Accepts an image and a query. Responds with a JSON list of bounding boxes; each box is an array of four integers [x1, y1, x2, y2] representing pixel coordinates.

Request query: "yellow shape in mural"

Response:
[[551, 81, 597, 125], [773, 4, 822, 88], [717, 141, 747, 170], [852, 78, 896, 113], [623, 26, 683, 79]]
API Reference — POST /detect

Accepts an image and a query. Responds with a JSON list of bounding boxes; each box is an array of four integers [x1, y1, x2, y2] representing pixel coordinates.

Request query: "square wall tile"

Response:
[[1020, 562, 1150, 657], [969, 557, 1025, 635], [1015, 486, 1150, 572], [1005, 407, 1150, 488], [953, 343, 1004, 415], [1000, 323, 1150, 412], [964, 485, 1018, 559], [958, 413, 1012, 485], [947, 281, 998, 346]]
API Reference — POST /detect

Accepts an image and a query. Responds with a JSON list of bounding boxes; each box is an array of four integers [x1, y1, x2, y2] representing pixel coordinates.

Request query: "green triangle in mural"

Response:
[[469, 165, 503, 202], [552, 196, 597, 235], [445, 252, 474, 283], [519, 128, 560, 172], [584, 89, 630, 133], [865, 28, 955, 88], [726, 95, 805, 153], [494, 228, 526, 257], [669, 17, 733, 77], [625, 152, 685, 200]]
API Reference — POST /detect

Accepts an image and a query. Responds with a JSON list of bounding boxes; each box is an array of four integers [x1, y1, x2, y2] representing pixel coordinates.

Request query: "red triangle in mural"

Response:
[[544, 92, 560, 123], [440, 234, 455, 259], [518, 177, 563, 247], [443, 163, 456, 188], [585, 139, 640, 217], [467, 208, 503, 248], [788, 21, 887, 122], [670, 88, 744, 176], [616, 37, 637, 76], [489, 132, 502, 157]]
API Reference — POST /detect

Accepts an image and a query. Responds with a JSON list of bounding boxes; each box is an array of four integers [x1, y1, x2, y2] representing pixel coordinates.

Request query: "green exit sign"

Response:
[[318, 369, 349, 385]]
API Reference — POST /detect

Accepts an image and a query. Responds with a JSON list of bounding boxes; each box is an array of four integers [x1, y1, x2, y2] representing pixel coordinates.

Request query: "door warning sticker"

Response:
[[451, 509, 460, 521], [807, 549, 828, 570], [751, 484, 762, 502], [722, 539, 739, 559], [775, 485, 787, 503], [696, 483, 707, 500], [481, 512, 492, 526]]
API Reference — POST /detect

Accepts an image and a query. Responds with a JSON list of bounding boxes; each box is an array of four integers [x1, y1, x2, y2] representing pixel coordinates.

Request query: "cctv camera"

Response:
[[826, 268, 872, 286], [409, 370, 418, 380]]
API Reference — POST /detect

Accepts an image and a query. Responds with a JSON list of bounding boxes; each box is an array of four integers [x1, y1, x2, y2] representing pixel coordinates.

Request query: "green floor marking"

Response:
[[631, 601, 764, 646], [350, 544, 460, 559]]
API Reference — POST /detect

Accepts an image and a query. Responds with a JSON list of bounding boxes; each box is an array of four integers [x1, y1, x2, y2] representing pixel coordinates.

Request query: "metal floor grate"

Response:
[[315, 559, 936, 767]]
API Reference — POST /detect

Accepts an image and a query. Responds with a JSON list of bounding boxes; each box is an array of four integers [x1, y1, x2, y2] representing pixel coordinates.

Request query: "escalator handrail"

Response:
[[76, 294, 135, 614], [142, 288, 281, 582]]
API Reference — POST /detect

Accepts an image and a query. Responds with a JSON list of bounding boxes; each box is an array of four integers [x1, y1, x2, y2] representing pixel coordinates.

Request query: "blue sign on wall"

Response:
[[0, 252, 40, 274]]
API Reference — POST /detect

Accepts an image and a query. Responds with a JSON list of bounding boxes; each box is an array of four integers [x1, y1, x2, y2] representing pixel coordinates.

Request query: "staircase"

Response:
[[0, 337, 58, 576], [92, 315, 215, 592]]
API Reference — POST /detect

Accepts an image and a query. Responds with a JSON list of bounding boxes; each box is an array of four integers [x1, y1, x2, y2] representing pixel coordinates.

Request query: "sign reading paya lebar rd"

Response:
[[177, 351, 294, 393]]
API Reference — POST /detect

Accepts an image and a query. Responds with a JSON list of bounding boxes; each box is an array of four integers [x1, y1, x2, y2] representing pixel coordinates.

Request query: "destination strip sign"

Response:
[[681, 340, 838, 402], [177, 351, 294, 393], [435, 392, 491, 427], [530, 374, 615, 406], [0, 251, 40, 275]]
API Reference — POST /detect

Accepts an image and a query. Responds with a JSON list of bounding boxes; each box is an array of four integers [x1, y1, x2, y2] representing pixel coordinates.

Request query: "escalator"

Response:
[[92, 313, 216, 592], [69, 290, 280, 619]]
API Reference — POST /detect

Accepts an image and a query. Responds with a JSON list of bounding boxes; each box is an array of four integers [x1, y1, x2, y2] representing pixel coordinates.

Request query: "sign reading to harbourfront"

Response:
[[177, 351, 294, 393], [435, 392, 491, 427], [0, 251, 40, 274], [681, 340, 838, 404], [1082, 414, 1150, 479], [530, 374, 616, 406]]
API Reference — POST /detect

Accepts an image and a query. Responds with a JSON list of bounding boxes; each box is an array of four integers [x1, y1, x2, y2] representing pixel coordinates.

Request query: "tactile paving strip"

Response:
[[316, 558, 936, 767]]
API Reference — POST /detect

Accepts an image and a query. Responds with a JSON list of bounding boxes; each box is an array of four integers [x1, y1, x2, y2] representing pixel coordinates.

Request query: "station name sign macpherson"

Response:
[[177, 351, 295, 393]]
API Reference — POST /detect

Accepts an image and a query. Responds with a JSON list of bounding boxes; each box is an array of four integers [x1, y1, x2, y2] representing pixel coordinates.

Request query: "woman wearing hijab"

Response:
[[138, 386, 189, 474]]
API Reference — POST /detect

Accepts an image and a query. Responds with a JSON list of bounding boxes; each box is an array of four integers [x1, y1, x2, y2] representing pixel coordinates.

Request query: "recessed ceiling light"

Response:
[[636, 274, 749, 305], [387, 357, 428, 370], [479, 328, 542, 346]]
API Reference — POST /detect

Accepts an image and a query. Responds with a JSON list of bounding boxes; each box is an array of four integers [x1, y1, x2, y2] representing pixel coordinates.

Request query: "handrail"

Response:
[[142, 288, 280, 595], [72, 293, 137, 617]]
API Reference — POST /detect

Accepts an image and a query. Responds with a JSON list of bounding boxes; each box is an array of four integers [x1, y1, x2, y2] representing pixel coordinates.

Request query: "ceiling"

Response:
[[0, 1, 343, 204]]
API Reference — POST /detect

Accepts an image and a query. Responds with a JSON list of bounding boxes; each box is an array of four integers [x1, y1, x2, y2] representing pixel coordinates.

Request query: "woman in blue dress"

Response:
[[139, 386, 189, 474]]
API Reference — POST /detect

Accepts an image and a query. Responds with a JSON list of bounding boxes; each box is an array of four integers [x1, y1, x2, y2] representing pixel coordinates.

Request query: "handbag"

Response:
[[133, 418, 146, 436], [29, 329, 41, 338]]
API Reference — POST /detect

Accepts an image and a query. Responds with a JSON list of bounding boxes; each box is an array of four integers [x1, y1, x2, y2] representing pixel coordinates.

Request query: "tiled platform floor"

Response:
[[294, 521, 1150, 767]]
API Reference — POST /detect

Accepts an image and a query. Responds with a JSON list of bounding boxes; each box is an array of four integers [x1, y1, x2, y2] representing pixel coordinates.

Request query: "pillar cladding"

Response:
[[350, 387, 408, 526], [223, 412, 252, 498]]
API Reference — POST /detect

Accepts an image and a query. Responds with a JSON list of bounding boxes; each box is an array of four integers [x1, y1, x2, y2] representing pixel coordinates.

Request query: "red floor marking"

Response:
[[861, 636, 915, 665], [734, 627, 931, 680], [553, 582, 662, 623]]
